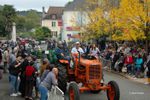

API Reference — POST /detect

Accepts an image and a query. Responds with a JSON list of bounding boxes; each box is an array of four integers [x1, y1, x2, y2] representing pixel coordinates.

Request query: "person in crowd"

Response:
[[40, 58, 49, 75], [135, 55, 143, 78], [144, 53, 150, 84], [0, 49, 3, 80], [123, 45, 131, 55], [71, 42, 84, 54], [39, 67, 58, 100], [55, 42, 71, 62], [9, 56, 22, 96], [25, 60, 36, 100], [85, 42, 91, 55], [9, 51, 16, 66], [0, 48, 3, 63], [3, 47, 10, 73], [40, 64, 54, 82], [112, 51, 120, 70], [90, 44, 100, 57], [124, 53, 134, 74], [105, 49, 112, 60], [62, 40, 67, 49], [32, 56, 41, 98], [19, 54, 30, 97], [13, 45, 19, 56], [114, 54, 124, 72]]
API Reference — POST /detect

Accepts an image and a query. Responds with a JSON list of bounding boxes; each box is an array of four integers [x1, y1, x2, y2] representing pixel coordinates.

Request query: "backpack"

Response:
[[25, 66, 35, 77]]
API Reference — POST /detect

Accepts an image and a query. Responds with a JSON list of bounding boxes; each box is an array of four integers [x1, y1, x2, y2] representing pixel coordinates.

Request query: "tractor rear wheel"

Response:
[[107, 81, 120, 100], [68, 82, 80, 100], [57, 64, 68, 93]]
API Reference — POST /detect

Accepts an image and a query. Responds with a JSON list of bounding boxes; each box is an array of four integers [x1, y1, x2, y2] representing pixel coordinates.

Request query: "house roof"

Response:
[[43, 6, 64, 20]]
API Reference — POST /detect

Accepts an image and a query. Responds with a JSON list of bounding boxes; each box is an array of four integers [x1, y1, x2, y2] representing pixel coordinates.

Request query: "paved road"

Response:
[[0, 71, 150, 100], [80, 71, 150, 100]]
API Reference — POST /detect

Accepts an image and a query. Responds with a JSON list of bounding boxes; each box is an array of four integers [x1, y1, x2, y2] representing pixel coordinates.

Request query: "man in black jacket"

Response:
[[9, 56, 22, 96], [19, 55, 30, 97]]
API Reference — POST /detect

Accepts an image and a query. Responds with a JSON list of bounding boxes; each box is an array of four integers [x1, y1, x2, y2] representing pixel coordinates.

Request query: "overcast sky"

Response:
[[0, 0, 73, 11]]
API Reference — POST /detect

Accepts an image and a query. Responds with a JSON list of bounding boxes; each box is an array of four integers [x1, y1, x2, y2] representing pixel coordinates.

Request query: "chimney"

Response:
[[42, 7, 45, 13], [42, 7, 46, 18]]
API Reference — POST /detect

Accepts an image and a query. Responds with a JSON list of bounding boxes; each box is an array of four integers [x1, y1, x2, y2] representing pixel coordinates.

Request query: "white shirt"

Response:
[[71, 47, 84, 54], [90, 48, 100, 56]]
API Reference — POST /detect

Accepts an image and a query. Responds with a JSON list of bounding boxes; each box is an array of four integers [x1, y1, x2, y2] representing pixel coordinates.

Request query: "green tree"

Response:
[[34, 27, 51, 40], [2, 5, 16, 37], [0, 10, 5, 36], [24, 10, 40, 31], [15, 15, 26, 33]]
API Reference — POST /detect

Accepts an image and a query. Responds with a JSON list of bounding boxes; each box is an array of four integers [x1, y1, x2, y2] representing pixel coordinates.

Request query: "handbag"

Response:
[[122, 67, 127, 73]]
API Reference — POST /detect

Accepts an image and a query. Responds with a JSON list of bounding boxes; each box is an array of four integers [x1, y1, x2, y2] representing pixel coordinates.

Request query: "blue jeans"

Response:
[[39, 85, 48, 100], [127, 64, 133, 74], [9, 74, 20, 94]]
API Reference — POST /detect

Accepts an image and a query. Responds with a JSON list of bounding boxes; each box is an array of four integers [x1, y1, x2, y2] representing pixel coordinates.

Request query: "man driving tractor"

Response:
[[71, 42, 84, 54]]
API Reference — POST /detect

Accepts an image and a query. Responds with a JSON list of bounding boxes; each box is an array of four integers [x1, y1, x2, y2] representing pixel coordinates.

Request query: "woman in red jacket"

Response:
[[124, 53, 134, 74]]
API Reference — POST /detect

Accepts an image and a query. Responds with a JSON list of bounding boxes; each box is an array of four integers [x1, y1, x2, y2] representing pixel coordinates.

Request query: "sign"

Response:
[[58, 20, 62, 26], [66, 26, 80, 31], [67, 34, 71, 37]]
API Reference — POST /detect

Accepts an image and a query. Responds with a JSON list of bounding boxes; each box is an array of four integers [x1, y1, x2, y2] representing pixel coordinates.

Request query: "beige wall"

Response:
[[42, 19, 62, 40]]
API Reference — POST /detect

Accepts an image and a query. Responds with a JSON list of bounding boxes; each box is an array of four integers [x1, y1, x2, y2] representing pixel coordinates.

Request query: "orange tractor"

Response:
[[57, 52, 120, 100]]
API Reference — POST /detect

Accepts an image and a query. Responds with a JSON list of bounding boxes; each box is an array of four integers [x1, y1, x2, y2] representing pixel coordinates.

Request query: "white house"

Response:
[[61, 0, 89, 42], [42, 6, 64, 40]]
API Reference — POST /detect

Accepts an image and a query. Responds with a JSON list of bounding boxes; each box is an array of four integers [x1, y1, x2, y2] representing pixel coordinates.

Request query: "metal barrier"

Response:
[[99, 56, 112, 70], [48, 86, 64, 100]]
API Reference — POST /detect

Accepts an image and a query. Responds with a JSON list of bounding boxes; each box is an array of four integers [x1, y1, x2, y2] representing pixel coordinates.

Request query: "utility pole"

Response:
[[144, 0, 149, 54]]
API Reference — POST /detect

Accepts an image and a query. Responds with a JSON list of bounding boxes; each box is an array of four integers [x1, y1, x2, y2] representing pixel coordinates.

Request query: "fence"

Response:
[[48, 86, 64, 100], [99, 56, 112, 70]]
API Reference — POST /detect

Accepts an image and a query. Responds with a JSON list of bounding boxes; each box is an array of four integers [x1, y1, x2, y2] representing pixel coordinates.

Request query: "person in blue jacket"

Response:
[[135, 54, 143, 77]]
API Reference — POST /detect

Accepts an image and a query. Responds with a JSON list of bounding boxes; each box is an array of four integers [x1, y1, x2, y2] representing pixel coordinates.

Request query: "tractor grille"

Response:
[[89, 65, 100, 79]]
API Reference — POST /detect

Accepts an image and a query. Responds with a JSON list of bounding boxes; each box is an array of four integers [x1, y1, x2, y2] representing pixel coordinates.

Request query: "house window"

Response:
[[52, 22, 56, 27], [52, 14, 57, 19], [52, 31, 58, 37]]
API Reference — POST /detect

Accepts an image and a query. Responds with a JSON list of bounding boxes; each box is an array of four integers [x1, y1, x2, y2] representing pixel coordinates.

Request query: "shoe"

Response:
[[28, 97, 33, 100], [17, 92, 21, 96], [144, 82, 150, 85], [10, 93, 18, 97]]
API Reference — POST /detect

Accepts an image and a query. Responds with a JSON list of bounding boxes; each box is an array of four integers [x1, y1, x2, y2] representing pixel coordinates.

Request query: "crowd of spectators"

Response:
[[99, 42, 150, 79], [0, 39, 58, 100]]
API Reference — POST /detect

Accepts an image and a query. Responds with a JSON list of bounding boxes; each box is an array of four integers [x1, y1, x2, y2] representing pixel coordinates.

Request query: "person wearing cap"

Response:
[[71, 42, 84, 54]]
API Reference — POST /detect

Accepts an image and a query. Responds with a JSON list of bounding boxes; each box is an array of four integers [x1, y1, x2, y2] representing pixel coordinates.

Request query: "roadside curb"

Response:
[[103, 68, 149, 85]]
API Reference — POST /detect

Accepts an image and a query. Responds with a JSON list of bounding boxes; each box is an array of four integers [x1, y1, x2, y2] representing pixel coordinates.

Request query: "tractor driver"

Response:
[[70, 42, 84, 68], [71, 42, 84, 54]]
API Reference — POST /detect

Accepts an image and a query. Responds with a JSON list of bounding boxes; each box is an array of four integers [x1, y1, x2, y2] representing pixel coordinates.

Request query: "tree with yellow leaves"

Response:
[[81, 0, 112, 40], [111, 0, 150, 41]]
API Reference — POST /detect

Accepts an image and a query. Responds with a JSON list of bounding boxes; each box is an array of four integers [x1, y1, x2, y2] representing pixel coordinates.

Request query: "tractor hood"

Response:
[[80, 58, 101, 66]]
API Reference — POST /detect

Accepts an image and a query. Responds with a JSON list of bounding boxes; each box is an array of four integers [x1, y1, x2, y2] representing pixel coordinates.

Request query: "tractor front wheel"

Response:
[[68, 82, 80, 100], [107, 81, 120, 100]]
